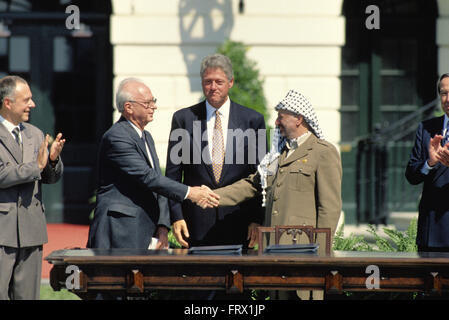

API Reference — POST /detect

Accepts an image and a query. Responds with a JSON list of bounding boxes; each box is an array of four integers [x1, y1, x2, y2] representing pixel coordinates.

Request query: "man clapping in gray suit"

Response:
[[0, 75, 65, 300]]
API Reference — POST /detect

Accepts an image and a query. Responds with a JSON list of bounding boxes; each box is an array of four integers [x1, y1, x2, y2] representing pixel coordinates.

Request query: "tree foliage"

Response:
[[217, 40, 268, 121]]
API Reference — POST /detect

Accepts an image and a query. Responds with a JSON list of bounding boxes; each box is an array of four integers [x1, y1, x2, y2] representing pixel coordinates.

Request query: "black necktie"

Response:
[[141, 130, 147, 146], [142, 131, 154, 168]]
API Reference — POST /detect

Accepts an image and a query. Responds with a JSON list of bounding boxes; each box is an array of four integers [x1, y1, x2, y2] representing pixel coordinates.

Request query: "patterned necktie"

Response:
[[212, 110, 224, 183], [12, 127, 22, 151]]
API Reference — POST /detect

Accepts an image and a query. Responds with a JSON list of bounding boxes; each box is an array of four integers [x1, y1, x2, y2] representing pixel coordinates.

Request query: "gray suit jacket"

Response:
[[0, 122, 63, 248]]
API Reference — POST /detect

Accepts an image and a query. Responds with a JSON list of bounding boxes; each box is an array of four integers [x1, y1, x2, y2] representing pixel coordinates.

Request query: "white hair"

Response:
[[115, 77, 146, 113]]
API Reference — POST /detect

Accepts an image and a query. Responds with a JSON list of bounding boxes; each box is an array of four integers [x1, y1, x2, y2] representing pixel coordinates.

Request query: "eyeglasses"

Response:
[[128, 98, 157, 109]]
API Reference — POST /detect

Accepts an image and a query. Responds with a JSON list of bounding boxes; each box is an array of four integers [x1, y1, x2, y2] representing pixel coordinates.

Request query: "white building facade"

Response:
[[110, 0, 449, 224], [111, 0, 345, 162]]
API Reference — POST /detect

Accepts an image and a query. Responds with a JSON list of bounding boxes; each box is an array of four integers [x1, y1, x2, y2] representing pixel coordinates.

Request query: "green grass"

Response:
[[40, 284, 80, 300]]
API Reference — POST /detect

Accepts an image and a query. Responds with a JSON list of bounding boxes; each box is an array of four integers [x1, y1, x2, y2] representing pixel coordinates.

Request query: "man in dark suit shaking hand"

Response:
[[87, 78, 219, 250]]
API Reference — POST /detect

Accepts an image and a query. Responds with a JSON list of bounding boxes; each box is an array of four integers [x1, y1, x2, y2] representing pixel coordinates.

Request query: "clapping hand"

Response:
[[37, 135, 49, 171], [437, 146, 449, 167], [430, 134, 449, 167], [49, 133, 66, 162]]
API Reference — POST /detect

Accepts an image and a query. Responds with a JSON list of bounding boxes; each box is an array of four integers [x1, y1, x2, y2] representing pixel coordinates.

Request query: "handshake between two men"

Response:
[[187, 185, 220, 209], [173, 185, 220, 248], [176, 185, 260, 248], [176, 186, 260, 249]]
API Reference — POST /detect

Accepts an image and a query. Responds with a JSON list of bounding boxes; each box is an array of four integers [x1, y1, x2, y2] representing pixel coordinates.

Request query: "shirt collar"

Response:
[[127, 120, 143, 138], [444, 114, 449, 132], [0, 115, 21, 133], [286, 131, 311, 150], [205, 97, 230, 119]]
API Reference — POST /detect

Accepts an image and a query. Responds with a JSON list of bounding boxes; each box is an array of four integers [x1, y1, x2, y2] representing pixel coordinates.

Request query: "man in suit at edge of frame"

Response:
[[406, 73, 449, 252], [0, 75, 65, 300]]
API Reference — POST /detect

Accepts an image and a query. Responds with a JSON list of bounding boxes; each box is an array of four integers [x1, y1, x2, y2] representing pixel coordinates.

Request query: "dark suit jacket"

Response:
[[0, 122, 63, 248], [87, 117, 188, 249], [166, 100, 266, 247], [405, 115, 449, 248]]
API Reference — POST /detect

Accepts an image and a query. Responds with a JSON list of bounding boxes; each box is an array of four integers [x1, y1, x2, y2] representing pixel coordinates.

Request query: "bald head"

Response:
[[116, 78, 157, 130], [115, 78, 148, 113]]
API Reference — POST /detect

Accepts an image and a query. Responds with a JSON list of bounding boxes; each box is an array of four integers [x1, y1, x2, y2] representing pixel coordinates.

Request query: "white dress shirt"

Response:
[[0, 115, 21, 143]]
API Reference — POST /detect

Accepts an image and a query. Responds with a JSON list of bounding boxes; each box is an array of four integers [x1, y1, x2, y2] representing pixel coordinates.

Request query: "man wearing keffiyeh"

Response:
[[209, 90, 342, 300]]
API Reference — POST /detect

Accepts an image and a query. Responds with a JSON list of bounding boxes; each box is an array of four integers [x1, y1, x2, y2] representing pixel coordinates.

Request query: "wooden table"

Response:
[[45, 248, 449, 299]]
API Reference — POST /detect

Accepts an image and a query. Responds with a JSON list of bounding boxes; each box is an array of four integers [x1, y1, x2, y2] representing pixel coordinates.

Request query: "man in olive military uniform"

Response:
[[212, 90, 342, 300]]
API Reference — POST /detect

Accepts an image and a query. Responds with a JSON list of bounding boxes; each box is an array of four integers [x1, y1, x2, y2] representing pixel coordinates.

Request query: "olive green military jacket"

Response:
[[215, 134, 342, 248]]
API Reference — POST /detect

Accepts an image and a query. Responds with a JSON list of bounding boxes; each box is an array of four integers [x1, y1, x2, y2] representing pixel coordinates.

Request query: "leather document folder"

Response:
[[264, 243, 319, 254], [188, 244, 243, 255]]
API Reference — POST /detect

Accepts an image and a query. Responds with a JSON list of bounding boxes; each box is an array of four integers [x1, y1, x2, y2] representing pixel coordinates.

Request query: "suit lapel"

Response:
[[432, 116, 449, 183], [192, 105, 208, 167], [144, 130, 160, 172], [119, 117, 154, 168], [21, 124, 34, 164], [199, 102, 211, 164], [0, 123, 22, 163], [219, 102, 239, 183]]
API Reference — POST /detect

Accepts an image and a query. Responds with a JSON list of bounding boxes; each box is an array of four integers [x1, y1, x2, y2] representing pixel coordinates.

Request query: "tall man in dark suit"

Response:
[[87, 78, 218, 250], [0, 75, 65, 300], [166, 54, 266, 248], [406, 73, 449, 251]]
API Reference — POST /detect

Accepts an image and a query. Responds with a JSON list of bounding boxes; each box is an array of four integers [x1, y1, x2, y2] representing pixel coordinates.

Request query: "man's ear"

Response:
[[123, 101, 133, 114], [2, 97, 13, 110]]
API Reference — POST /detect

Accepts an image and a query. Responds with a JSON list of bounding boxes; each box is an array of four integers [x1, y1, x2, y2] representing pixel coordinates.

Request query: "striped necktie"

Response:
[[211, 110, 224, 183], [12, 127, 22, 151]]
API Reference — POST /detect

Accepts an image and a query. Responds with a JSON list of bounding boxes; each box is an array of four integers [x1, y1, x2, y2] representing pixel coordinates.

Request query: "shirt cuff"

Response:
[[420, 161, 435, 175], [184, 186, 190, 200]]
